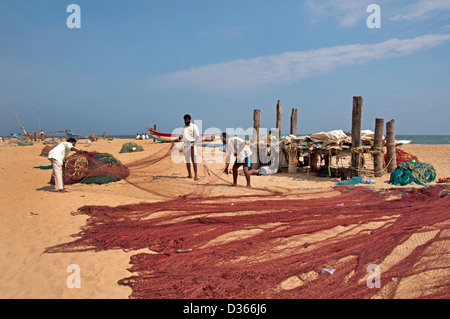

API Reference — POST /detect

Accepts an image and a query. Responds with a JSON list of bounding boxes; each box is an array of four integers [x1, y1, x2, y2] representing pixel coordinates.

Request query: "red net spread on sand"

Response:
[[45, 174, 450, 299]]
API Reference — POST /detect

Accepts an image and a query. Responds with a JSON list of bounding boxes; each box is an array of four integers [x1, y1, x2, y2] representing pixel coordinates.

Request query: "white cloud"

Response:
[[305, 0, 374, 28], [391, 0, 450, 21], [143, 34, 450, 94]]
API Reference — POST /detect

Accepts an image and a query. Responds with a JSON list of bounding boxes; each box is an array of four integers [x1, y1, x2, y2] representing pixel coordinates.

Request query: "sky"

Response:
[[0, 0, 449, 136]]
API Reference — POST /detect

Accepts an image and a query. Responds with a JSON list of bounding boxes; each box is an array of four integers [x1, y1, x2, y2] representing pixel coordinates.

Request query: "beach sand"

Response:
[[0, 138, 449, 299]]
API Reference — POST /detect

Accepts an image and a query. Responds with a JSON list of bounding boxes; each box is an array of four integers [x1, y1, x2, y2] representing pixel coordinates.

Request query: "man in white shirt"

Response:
[[48, 137, 83, 192], [175, 114, 200, 180], [221, 132, 252, 187]]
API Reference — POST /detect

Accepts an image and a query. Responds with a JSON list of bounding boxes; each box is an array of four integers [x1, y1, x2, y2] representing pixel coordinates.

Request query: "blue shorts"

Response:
[[234, 156, 251, 168]]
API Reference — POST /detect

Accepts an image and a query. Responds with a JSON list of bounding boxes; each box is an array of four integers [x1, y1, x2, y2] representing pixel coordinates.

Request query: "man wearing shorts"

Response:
[[221, 132, 252, 187], [175, 114, 200, 180]]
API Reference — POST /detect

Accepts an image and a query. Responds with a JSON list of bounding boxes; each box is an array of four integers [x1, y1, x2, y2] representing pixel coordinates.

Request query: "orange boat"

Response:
[[147, 128, 220, 143]]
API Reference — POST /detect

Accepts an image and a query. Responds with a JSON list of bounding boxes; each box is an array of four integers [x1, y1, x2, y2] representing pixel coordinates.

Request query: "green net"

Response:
[[390, 162, 436, 186], [81, 153, 128, 184], [13, 140, 33, 146], [119, 142, 144, 153]]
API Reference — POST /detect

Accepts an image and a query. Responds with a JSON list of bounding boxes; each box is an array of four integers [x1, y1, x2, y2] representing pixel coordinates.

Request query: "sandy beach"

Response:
[[0, 138, 448, 299]]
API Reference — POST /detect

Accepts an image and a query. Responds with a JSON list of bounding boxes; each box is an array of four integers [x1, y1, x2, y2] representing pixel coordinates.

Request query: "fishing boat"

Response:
[[67, 131, 91, 140], [147, 128, 220, 143]]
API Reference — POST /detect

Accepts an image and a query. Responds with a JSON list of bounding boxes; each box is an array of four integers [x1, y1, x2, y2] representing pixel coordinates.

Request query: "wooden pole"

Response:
[[287, 146, 298, 174], [351, 96, 363, 177], [253, 109, 261, 169], [290, 108, 298, 136], [373, 118, 384, 177], [276, 100, 282, 134], [386, 119, 397, 173], [287, 107, 298, 174], [153, 124, 157, 142]]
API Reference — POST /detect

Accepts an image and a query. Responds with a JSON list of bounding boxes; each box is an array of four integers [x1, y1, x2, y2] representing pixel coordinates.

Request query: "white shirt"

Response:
[[48, 142, 74, 163], [225, 136, 252, 163], [180, 123, 200, 146]]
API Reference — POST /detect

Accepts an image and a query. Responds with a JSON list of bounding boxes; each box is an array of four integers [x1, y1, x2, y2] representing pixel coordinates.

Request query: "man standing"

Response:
[[175, 114, 200, 180], [221, 132, 253, 187], [48, 137, 83, 192]]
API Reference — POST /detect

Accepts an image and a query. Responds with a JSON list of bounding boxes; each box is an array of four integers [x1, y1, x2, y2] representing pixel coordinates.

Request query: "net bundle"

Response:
[[385, 148, 419, 166], [45, 162, 450, 300], [390, 161, 436, 186], [119, 142, 144, 153], [50, 152, 130, 185]]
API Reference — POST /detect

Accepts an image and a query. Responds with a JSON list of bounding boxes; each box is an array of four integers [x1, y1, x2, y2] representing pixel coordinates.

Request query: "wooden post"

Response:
[[386, 119, 397, 173], [373, 118, 384, 177], [33, 130, 37, 142], [153, 124, 157, 142], [287, 144, 298, 174], [290, 108, 298, 136], [351, 96, 363, 177], [276, 100, 282, 134], [103, 132, 106, 140], [253, 109, 261, 169]]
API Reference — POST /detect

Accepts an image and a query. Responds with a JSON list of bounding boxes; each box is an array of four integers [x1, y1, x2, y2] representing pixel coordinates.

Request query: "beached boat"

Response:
[[67, 132, 91, 140], [147, 128, 178, 142], [147, 128, 220, 143]]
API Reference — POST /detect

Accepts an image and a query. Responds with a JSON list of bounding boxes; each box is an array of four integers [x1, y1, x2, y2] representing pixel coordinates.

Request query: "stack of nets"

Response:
[[119, 142, 144, 153], [390, 161, 436, 186], [40, 145, 55, 157], [50, 152, 130, 185], [385, 148, 419, 166], [13, 140, 33, 146]]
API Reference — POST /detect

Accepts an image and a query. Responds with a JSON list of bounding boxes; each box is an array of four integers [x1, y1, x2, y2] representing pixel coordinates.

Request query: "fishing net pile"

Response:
[[390, 162, 436, 186], [44, 144, 450, 299], [385, 148, 419, 166], [50, 152, 130, 185], [40, 145, 55, 157], [119, 142, 144, 153], [13, 140, 33, 146]]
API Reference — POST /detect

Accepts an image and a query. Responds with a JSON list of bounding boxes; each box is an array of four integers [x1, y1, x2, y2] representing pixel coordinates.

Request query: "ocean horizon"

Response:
[[104, 133, 450, 145]]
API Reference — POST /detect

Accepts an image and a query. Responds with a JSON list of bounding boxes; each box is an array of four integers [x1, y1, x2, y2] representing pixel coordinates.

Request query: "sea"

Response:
[[391, 135, 450, 145], [106, 134, 450, 145]]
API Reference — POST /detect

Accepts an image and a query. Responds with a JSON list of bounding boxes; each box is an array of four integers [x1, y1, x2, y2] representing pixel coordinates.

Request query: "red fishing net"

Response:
[[122, 143, 285, 199], [45, 144, 450, 300], [50, 152, 130, 185], [384, 148, 419, 166]]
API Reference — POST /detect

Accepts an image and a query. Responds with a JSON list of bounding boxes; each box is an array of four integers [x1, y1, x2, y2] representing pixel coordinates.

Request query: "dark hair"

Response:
[[183, 114, 191, 120], [221, 132, 228, 139], [67, 137, 77, 143]]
